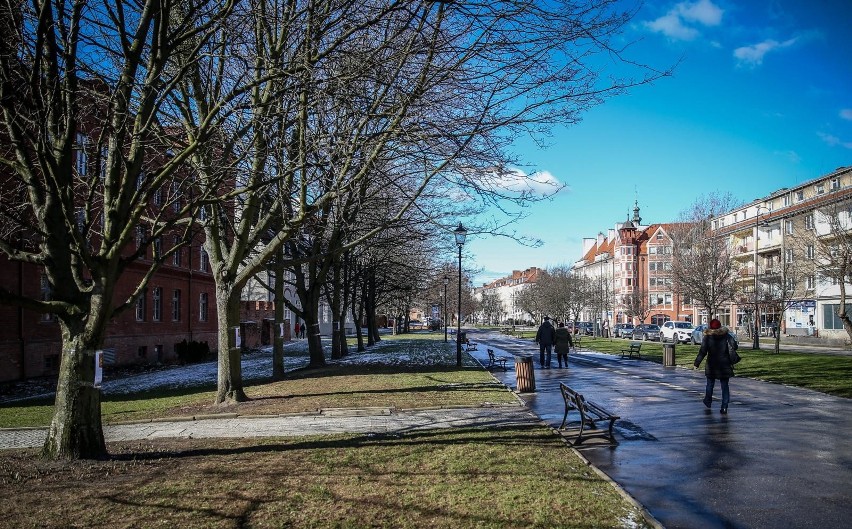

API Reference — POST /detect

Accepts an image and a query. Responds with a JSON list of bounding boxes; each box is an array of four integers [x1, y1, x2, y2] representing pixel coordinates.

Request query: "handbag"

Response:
[[727, 336, 741, 364]]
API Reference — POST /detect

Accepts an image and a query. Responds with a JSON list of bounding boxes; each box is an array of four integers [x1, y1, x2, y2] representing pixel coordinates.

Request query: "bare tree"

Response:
[[670, 193, 743, 322], [0, 0, 234, 459], [793, 199, 852, 343], [623, 287, 651, 324]]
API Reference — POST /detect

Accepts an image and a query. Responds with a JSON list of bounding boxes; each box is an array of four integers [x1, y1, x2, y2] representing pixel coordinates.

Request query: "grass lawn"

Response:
[[0, 427, 644, 528], [575, 337, 852, 398]]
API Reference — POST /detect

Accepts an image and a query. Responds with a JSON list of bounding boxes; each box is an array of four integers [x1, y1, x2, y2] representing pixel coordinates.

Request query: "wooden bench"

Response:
[[486, 348, 510, 371], [620, 341, 642, 359], [559, 383, 620, 445]]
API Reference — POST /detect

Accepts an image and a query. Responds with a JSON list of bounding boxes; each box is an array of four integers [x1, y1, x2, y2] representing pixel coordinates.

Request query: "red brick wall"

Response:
[[0, 250, 218, 382]]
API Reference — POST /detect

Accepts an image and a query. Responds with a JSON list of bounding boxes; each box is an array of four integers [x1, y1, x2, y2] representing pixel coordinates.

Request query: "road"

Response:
[[468, 329, 852, 529]]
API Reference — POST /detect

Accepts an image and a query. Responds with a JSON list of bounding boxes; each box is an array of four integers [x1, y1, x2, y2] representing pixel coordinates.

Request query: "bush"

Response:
[[175, 339, 211, 364]]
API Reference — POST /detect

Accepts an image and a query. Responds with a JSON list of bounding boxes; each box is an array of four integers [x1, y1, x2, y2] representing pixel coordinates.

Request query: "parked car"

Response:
[[613, 323, 634, 338], [691, 324, 739, 345], [661, 320, 695, 343], [632, 324, 660, 341], [408, 319, 426, 330], [570, 322, 594, 335]]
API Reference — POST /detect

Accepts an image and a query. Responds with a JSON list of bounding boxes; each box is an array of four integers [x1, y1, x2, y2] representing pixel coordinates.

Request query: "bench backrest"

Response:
[[560, 383, 584, 412], [487, 349, 496, 360], [630, 342, 641, 349]]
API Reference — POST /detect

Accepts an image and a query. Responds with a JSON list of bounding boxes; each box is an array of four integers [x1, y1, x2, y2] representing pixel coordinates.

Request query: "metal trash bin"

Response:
[[663, 343, 676, 367], [515, 355, 536, 392]]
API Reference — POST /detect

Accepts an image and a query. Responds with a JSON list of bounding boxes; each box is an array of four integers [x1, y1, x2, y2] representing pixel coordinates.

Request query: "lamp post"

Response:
[[454, 223, 467, 367], [443, 275, 449, 343]]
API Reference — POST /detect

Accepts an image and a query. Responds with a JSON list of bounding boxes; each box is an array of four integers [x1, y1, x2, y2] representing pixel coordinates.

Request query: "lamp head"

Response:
[[454, 223, 467, 247]]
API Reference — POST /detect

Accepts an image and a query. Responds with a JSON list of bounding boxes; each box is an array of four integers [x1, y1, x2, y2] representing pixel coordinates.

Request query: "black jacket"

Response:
[[694, 327, 737, 379], [554, 327, 574, 353], [535, 320, 556, 346]]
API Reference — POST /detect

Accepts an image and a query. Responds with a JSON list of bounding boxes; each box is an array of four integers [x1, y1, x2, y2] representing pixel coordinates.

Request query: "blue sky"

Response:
[[466, 0, 851, 286]]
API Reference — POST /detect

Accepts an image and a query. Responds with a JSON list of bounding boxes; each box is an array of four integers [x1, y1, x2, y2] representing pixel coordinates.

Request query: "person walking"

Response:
[[535, 316, 556, 368], [694, 318, 738, 414], [554, 321, 574, 368], [294, 321, 301, 340]]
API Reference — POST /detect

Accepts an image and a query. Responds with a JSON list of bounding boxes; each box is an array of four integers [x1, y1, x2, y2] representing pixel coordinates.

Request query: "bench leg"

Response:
[[606, 418, 618, 442], [560, 406, 569, 430]]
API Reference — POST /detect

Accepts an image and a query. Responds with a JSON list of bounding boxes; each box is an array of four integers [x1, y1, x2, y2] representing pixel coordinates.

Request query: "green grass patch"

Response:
[[0, 427, 646, 528]]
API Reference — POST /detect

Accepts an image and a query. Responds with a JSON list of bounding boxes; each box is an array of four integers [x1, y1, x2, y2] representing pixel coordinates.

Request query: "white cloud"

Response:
[[644, 0, 723, 41], [818, 132, 852, 150], [774, 150, 801, 164], [734, 37, 798, 67], [841, 109, 852, 121], [677, 0, 723, 26], [494, 168, 564, 196]]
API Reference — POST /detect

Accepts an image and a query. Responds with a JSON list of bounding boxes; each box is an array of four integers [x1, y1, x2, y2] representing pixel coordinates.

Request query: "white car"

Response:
[[661, 321, 695, 343]]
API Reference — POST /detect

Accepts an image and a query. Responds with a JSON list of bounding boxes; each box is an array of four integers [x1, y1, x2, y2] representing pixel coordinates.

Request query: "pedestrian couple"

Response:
[[694, 318, 740, 414], [535, 316, 574, 368]]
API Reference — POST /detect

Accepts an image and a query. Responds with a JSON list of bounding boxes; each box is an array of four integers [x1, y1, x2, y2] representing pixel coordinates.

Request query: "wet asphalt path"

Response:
[[467, 329, 852, 529]]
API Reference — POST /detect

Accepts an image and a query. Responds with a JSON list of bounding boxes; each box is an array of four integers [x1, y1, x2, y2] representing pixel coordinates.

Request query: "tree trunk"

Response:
[[215, 284, 247, 404], [42, 320, 106, 460]]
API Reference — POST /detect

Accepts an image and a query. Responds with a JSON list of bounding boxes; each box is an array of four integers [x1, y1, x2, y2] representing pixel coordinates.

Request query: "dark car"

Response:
[[632, 324, 661, 341], [613, 323, 634, 338]]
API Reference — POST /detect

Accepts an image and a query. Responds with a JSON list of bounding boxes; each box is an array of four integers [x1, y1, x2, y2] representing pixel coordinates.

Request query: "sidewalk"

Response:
[[468, 329, 852, 529], [0, 406, 538, 450]]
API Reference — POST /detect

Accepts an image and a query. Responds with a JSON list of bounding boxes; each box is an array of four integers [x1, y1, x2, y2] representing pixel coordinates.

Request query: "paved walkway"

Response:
[[0, 406, 538, 450], [468, 329, 852, 529]]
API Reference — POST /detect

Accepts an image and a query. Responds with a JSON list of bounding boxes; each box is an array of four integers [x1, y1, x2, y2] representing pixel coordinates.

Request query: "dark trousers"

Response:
[[539, 344, 552, 367], [704, 377, 730, 408]]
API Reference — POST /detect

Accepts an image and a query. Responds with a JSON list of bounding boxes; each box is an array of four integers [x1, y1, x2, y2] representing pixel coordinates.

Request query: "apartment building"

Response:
[[711, 166, 852, 340], [475, 267, 542, 324], [572, 203, 693, 327]]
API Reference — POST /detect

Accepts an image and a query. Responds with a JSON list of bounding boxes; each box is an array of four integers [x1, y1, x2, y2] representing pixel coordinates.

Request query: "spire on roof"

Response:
[[632, 199, 642, 225]]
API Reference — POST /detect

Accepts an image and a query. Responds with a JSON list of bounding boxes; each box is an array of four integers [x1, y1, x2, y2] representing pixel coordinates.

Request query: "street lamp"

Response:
[[443, 275, 449, 343], [454, 223, 467, 366]]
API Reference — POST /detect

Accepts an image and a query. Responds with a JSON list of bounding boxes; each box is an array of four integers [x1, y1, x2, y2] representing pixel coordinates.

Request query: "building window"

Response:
[[153, 187, 163, 206], [785, 220, 793, 234], [823, 304, 852, 330], [98, 146, 108, 179], [40, 272, 55, 322], [796, 190, 804, 201], [805, 214, 814, 230], [172, 182, 182, 212], [152, 287, 162, 321], [74, 133, 88, 176], [783, 195, 790, 206], [44, 354, 60, 371], [806, 275, 815, 290], [200, 246, 210, 272], [172, 236, 182, 267], [806, 244, 815, 260], [816, 183, 825, 195], [785, 249, 793, 263], [199, 292, 209, 322], [153, 236, 162, 259], [831, 178, 840, 190], [136, 290, 146, 321], [172, 289, 181, 321], [136, 225, 145, 249]]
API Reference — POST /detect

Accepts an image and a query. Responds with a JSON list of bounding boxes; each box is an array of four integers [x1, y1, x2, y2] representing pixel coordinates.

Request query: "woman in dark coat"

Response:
[[694, 318, 737, 414], [553, 321, 574, 368]]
